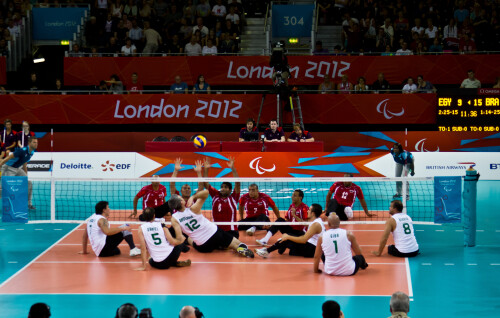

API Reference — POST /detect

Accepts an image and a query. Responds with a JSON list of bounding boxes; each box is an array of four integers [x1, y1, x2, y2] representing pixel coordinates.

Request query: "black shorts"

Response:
[[193, 228, 235, 253], [99, 232, 124, 257], [237, 214, 271, 231], [326, 199, 349, 221], [288, 241, 317, 258], [388, 245, 419, 257], [139, 203, 172, 221], [149, 245, 183, 269]]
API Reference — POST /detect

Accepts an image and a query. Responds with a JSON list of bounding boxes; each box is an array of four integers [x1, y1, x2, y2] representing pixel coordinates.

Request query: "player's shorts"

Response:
[[193, 228, 234, 253], [326, 199, 350, 221], [99, 232, 124, 257], [149, 245, 183, 269], [388, 245, 419, 258]]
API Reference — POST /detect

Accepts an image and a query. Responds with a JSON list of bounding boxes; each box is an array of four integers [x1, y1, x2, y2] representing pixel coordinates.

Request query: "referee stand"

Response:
[[257, 86, 304, 133]]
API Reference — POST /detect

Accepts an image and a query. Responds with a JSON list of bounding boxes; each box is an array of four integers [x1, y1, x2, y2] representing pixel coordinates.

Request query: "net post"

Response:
[[463, 167, 480, 247], [402, 176, 407, 214], [50, 177, 56, 222]]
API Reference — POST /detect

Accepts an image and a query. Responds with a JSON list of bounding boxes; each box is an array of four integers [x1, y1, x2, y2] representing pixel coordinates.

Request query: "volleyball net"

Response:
[[25, 177, 435, 224]]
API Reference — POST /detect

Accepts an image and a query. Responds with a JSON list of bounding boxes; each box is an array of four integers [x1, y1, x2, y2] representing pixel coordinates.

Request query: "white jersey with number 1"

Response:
[[321, 228, 356, 276], [392, 213, 419, 253], [141, 222, 174, 262], [172, 208, 217, 246]]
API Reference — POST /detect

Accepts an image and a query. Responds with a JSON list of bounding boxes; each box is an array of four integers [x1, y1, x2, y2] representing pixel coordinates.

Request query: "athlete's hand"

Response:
[[410, 171, 415, 176], [371, 251, 382, 257], [134, 266, 146, 271], [194, 160, 203, 173], [226, 156, 236, 169], [186, 196, 194, 207], [365, 212, 376, 217], [203, 158, 211, 169], [281, 234, 290, 242], [128, 210, 138, 219], [174, 158, 183, 171], [120, 225, 132, 232], [314, 268, 322, 274]]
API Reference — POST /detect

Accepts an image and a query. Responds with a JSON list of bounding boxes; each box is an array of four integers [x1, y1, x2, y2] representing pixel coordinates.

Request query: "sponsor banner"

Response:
[[2, 177, 28, 223], [27, 160, 53, 172], [0, 57, 5, 85], [434, 176, 462, 223], [32, 8, 87, 40], [64, 55, 500, 86], [0, 94, 435, 125], [272, 5, 314, 37], [478, 88, 500, 95]]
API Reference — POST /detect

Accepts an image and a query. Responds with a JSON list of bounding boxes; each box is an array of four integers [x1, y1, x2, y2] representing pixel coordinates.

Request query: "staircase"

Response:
[[315, 25, 343, 52], [239, 17, 267, 56]]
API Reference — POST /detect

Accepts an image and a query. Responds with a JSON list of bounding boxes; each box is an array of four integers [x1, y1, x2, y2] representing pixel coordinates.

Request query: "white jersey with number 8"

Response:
[[172, 208, 218, 246], [141, 222, 174, 262], [392, 213, 419, 253]]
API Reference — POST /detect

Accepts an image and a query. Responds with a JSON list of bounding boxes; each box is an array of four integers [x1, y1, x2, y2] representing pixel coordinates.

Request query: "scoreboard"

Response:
[[437, 95, 500, 132]]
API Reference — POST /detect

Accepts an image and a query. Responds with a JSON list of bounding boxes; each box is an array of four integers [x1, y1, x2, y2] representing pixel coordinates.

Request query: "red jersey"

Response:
[[329, 182, 364, 207], [208, 185, 240, 231], [136, 184, 167, 209], [285, 202, 309, 232], [128, 82, 143, 94], [239, 193, 276, 218]]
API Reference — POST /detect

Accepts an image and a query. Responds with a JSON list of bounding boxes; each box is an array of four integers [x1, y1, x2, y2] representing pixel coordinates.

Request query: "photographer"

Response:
[[270, 41, 290, 87]]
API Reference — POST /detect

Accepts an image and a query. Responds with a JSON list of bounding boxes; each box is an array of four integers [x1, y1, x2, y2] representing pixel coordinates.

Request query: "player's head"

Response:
[[328, 213, 341, 229], [181, 184, 192, 197], [4, 118, 12, 129], [246, 118, 255, 131], [28, 136, 38, 150], [151, 174, 160, 186], [309, 203, 323, 220], [142, 207, 156, 222], [168, 194, 185, 211], [248, 183, 259, 198], [393, 142, 403, 154], [322, 300, 341, 318], [389, 291, 410, 314], [292, 189, 304, 204], [115, 303, 138, 318], [269, 119, 278, 131], [28, 302, 51, 318], [293, 123, 302, 135], [220, 182, 232, 197], [179, 305, 196, 318], [390, 200, 403, 215], [343, 173, 353, 186], [95, 201, 110, 216], [467, 69, 475, 79]]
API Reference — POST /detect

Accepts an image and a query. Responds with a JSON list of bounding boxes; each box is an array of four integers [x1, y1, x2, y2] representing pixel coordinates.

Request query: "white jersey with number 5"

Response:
[[87, 214, 107, 256], [172, 208, 218, 245], [141, 222, 174, 262], [392, 213, 419, 253], [322, 228, 356, 276]]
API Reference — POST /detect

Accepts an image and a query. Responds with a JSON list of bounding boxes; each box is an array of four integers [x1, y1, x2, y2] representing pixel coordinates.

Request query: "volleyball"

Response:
[[193, 135, 207, 148]]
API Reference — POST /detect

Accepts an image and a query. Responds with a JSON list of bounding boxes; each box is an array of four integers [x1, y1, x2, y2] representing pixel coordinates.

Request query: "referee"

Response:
[[0, 136, 38, 210]]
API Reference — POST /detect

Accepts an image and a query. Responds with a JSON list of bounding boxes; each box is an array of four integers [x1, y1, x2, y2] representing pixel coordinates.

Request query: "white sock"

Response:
[[262, 231, 273, 243], [249, 226, 256, 232], [344, 207, 353, 219]]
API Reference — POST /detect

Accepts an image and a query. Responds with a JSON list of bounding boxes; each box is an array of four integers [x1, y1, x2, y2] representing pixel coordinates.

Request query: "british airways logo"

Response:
[[376, 99, 405, 119]]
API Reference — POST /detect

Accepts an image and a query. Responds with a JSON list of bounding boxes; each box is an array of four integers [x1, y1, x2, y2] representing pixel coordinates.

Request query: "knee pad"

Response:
[[344, 207, 353, 219]]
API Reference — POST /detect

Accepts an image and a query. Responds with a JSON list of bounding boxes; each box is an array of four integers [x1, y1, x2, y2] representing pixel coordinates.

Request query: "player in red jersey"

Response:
[[170, 157, 197, 202], [129, 175, 170, 221], [325, 173, 374, 221], [202, 157, 241, 239], [238, 183, 280, 236], [255, 189, 309, 246]]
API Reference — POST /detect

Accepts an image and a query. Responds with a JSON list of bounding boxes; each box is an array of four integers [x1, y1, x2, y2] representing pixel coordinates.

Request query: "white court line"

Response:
[[53, 229, 62, 231], [15, 229, 24, 231], [496, 230, 500, 233], [444, 263, 455, 266], [421, 263, 432, 265], [467, 264, 477, 266], [405, 258, 413, 297], [34, 260, 406, 265], [34, 229, 43, 231], [0, 292, 394, 297], [0, 224, 81, 290], [7, 261, 18, 264], [0, 229, 5, 231], [455, 230, 464, 232], [491, 264, 500, 266], [415, 230, 424, 232], [476, 230, 484, 232], [435, 230, 444, 232]]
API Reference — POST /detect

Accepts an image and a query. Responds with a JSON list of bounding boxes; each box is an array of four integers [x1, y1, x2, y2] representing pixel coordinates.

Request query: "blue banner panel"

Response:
[[272, 5, 313, 38], [2, 176, 28, 223], [32, 8, 87, 40], [434, 176, 462, 223]]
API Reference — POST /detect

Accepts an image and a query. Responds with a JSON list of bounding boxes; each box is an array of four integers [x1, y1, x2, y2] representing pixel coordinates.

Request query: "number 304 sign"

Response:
[[272, 5, 314, 37]]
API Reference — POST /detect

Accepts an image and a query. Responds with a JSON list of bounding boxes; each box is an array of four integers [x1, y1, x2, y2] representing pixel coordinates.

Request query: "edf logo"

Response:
[[102, 160, 131, 172], [490, 164, 500, 169]]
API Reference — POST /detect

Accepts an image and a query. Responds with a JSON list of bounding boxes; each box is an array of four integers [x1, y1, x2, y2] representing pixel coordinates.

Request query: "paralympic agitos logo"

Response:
[[376, 99, 405, 119]]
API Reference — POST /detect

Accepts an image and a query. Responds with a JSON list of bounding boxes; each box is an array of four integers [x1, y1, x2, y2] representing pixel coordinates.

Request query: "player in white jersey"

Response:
[[80, 201, 141, 257], [254, 204, 325, 258], [168, 189, 254, 258], [372, 200, 419, 257], [314, 213, 368, 276], [135, 207, 191, 270]]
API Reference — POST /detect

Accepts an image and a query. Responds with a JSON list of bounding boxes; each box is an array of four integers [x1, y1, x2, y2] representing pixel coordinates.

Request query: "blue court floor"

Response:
[[1, 180, 499, 318]]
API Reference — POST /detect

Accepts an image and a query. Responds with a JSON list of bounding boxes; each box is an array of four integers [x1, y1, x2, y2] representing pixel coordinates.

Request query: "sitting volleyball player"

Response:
[[325, 173, 374, 220], [255, 204, 325, 258], [135, 207, 191, 270], [314, 213, 368, 276], [168, 189, 254, 258], [80, 201, 141, 257]]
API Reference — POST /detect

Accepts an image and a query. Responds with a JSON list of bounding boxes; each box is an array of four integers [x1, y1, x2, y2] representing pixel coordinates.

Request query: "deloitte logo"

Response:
[[60, 163, 92, 169]]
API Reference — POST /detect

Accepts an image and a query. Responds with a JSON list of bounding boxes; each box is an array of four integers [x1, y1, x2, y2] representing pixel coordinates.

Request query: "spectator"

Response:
[[179, 18, 193, 43], [363, 18, 377, 51], [121, 38, 137, 56], [28, 72, 39, 90], [115, 303, 138, 318], [344, 22, 362, 53], [192, 17, 209, 39], [337, 74, 352, 94], [239, 118, 258, 142], [185, 35, 202, 56], [123, 0, 138, 19], [454, 1, 469, 25], [428, 38, 443, 53], [458, 33, 476, 54], [411, 18, 425, 39], [54, 78, 65, 93], [115, 20, 129, 45], [154, 0, 169, 22], [139, 0, 152, 20], [111, 0, 124, 20], [212, 0, 227, 21], [264, 119, 285, 142], [0, 39, 9, 57], [318, 75, 335, 94], [376, 28, 391, 52], [332, 45, 345, 56], [388, 292, 411, 318], [459, 18, 474, 40], [414, 41, 427, 55], [354, 76, 369, 93], [103, 14, 116, 44], [224, 20, 240, 41], [128, 19, 143, 47], [372, 72, 390, 93], [97, 80, 109, 94], [382, 18, 394, 47], [192, 74, 211, 94], [0, 86, 6, 95], [381, 44, 394, 56], [7, 19, 20, 38], [183, 0, 196, 25], [28, 302, 51, 318], [104, 37, 121, 56], [128, 72, 142, 94], [142, 21, 161, 55], [402, 77, 417, 94], [460, 70, 481, 88], [16, 120, 34, 149], [396, 42, 412, 55], [416, 75, 435, 93], [85, 16, 100, 47], [219, 32, 235, 54], [226, 6, 240, 25], [493, 77, 500, 89], [202, 38, 217, 56], [318, 0, 332, 25], [179, 306, 196, 318], [394, 11, 409, 42], [121, 13, 132, 30], [196, 0, 211, 18], [443, 18, 459, 50], [288, 124, 314, 142], [2, 119, 17, 153], [107, 74, 124, 94], [424, 18, 438, 44], [70, 43, 84, 57], [322, 300, 343, 318], [313, 40, 329, 55], [167, 34, 183, 55], [170, 75, 188, 94]]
